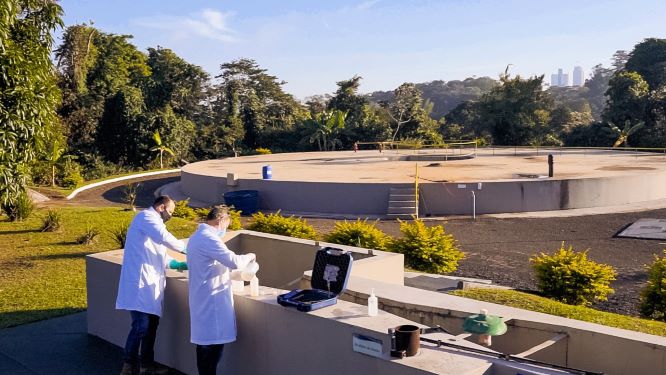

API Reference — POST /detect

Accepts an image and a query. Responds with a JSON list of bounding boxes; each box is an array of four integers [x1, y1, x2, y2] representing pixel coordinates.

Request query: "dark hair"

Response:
[[153, 195, 174, 208], [207, 205, 230, 221]]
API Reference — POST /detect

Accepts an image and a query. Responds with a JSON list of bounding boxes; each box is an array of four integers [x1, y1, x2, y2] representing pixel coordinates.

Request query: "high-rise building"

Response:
[[573, 66, 584, 86], [550, 68, 569, 87]]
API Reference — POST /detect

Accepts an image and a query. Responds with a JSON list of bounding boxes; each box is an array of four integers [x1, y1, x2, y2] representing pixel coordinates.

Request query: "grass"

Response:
[[0, 206, 197, 329], [451, 288, 666, 337]]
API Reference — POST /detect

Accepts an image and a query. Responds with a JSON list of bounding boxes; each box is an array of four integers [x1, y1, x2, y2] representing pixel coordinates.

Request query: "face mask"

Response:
[[160, 210, 172, 223]]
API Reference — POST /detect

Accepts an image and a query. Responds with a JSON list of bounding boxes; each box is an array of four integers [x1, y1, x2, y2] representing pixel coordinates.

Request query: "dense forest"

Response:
[[2, 1, 666, 205]]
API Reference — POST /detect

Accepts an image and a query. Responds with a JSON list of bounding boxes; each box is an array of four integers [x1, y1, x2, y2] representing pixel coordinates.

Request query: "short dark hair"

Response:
[[207, 205, 230, 221], [153, 195, 174, 208]]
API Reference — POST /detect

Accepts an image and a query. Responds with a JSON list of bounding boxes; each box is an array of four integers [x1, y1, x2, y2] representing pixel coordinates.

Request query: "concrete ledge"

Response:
[[66, 169, 180, 200]]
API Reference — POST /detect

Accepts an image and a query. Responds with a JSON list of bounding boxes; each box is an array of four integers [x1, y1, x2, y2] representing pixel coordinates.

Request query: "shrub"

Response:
[[122, 183, 140, 211], [255, 147, 272, 155], [110, 222, 130, 248], [41, 209, 64, 232], [172, 199, 197, 220], [194, 206, 242, 229], [389, 219, 464, 274], [247, 211, 317, 240], [77, 224, 100, 245], [2, 192, 34, 221], [531, 243, 616, 306], [640, 250, 666, 321], [29, 161, 52, 186], [58, 159, 84, 188], [324, 219, 389, 250]]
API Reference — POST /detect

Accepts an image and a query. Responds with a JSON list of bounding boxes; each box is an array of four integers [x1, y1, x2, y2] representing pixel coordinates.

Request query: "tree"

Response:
[[625, 38, 666, 90], [476, 68, 554, 145], [603, 71, 649, 127], [150, 130, 175, 168], [607, 120, 644, 147], [43, 138, 66, 187], [305, 110, 347, 151], [0, 0, 63, 204], [149, 105, 195, 164], [386, 83, 422, 142]]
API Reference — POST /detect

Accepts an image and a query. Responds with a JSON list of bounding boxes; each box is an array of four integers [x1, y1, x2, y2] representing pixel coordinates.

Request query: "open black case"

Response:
[[277, 247, 353, 312]]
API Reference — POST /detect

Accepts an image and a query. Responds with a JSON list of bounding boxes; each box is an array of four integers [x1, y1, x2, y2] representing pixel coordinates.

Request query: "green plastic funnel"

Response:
[[463, 309, 507, 336]]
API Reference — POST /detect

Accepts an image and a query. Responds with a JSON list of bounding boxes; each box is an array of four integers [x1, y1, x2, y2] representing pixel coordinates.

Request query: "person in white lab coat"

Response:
[[116, 195, 188, 375], [186, 205, 255, 375]]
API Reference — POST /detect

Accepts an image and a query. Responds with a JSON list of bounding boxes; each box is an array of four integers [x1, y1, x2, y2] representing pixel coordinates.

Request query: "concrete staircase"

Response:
[[387, 187, 417, 219]]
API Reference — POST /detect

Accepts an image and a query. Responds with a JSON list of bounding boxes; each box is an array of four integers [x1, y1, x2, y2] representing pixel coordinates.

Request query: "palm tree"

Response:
[[305, 110, 347, 151], [607, 120, 644, 148], [150, 131, 175, 168], [43, 139, 76, 187]]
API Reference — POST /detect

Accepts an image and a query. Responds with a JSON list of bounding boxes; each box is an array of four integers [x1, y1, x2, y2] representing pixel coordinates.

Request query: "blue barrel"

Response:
[[223, 190, 259, 215], [262, 165, 272, 180]]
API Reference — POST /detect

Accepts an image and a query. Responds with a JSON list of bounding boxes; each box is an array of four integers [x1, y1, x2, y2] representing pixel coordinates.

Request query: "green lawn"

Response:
[[0, 207, 197, 328], [451, 288, 666, 337]]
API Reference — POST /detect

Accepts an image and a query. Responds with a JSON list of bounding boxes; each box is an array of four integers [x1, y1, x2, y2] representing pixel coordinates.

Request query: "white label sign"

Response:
[[353, 334, 383, 358], [457, 184, 467, 189]]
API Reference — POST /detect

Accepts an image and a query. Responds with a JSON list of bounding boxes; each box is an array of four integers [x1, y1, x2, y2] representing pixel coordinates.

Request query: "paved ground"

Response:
[[0, 312, 123, 374], [45, 173, 664, 316], [183, 148, 666, 182], [0, 312, 183, 374]]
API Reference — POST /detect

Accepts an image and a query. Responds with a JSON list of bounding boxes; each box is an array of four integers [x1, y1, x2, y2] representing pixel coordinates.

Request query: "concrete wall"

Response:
[[340, 276, 666, 375], [87, 251, 499, 375], [182, 168, 666, 216], [233, 231, 402, 289]]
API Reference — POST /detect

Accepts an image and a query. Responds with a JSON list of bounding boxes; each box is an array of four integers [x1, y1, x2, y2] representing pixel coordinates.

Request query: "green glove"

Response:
[[169, 260, 188, 271]]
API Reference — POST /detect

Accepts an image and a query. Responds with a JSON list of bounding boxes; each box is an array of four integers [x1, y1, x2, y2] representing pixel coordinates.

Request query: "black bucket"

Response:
[[395, 325, 420, 356]]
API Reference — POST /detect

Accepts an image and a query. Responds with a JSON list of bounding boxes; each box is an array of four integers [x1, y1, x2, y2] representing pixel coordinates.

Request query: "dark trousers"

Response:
[[196, 344, 225, 375], [124, 311, 160, 366]]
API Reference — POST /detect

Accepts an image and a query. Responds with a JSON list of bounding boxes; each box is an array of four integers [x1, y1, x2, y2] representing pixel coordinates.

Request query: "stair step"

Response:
[[388, 207, 417, 214], [389, 201, 416, 208], [386, 213, 415, 219], [390, 188, 416, 193]]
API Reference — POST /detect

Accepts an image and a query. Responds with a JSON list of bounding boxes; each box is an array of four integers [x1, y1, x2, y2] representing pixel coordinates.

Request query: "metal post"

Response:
[[548, 154, 554, 178], [471, 191, 476, 220]]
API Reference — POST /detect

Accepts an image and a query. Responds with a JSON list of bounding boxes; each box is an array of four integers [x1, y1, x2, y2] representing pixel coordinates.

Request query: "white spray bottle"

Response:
[[368, 288, 378, 317]]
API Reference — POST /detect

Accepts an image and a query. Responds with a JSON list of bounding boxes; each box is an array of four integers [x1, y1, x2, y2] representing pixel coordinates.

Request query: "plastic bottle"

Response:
[[250, 276, 259, 297], [368, 288, 378, 316], [241, 261, 260, 281], [232, 279, 244, 293]]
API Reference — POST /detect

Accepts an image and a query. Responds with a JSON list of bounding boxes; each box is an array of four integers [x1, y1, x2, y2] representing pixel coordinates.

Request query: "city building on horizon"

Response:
[[550, 68, 570, 87], [573, 66, 584, 86]]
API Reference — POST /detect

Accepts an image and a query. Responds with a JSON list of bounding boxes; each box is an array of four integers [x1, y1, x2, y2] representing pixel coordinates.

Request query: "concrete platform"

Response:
[[180, 148, 666, 216]]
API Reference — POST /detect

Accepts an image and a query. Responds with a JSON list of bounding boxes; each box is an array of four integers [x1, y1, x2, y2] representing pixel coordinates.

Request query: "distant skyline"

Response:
[[59, 0, 666, 99]]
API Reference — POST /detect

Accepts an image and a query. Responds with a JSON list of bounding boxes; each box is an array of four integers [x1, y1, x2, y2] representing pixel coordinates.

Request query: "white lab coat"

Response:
[[116, 207, 186, 317], [187, 223, 254, 345]]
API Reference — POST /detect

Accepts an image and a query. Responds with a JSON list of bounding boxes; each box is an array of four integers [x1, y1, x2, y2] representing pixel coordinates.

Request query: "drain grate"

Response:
[[617, 218, 666, 240]]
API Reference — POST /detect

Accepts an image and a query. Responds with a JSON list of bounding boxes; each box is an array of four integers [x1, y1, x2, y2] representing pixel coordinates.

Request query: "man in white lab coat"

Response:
[[187, 205, 255, 375], [116, 196, 188, 375]]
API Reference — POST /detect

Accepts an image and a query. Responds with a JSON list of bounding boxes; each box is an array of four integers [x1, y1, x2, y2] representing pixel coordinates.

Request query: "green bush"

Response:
[[531, 243, 616, 306], [41, 210, 64, 232], [110, 222, 130, 248], [640, 250, 666, 321], [389, 219, 464, 274], [324, 219, 389, 250], [77, 224, 100, 245], [58, 159, 84, 188], [2, 192, 34, 221], [173, 199, 197, 220], [29, 161, 52, 186], [247, 211, 317, 240], [194, 206, 242, 230]]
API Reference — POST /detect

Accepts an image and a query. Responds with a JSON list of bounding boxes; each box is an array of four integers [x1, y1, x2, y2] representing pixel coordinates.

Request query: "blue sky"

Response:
[[59, 0, 666, 99]]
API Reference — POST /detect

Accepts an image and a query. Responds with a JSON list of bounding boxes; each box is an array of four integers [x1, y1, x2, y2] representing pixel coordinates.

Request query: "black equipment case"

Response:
[[277, 247, 353, 312]]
